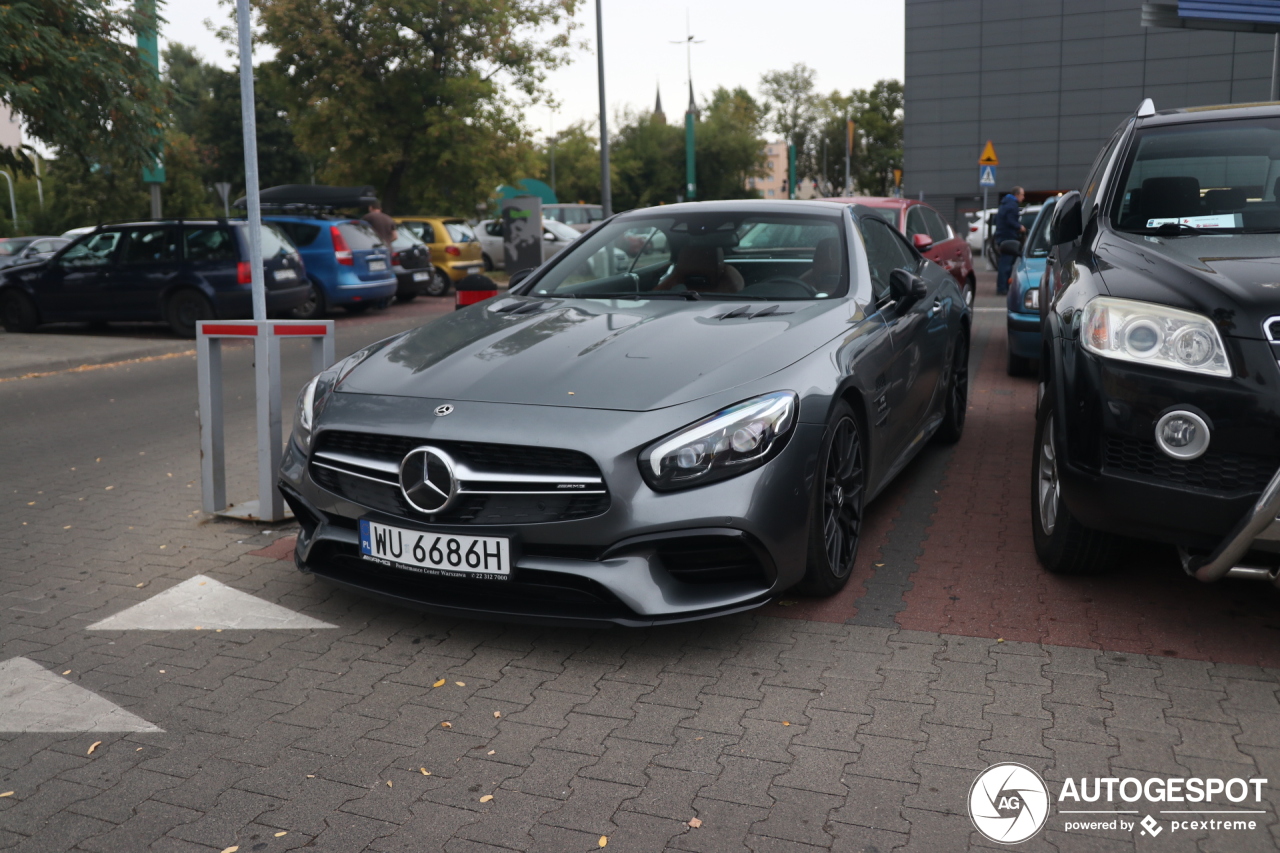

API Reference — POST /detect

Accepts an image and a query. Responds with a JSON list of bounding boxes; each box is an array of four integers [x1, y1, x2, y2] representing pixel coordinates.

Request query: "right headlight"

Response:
[[1023, 287, 1040, 310], [1080, 296, 1231, 377], [640, 391, 797, 491]]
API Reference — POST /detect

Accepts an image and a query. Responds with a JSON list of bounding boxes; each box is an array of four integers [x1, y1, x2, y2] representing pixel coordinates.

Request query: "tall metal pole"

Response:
[[236, 0, 267, 322], [136, 0, 164, 218], [595, 0, 612, 217], [845, 117, 853, 195], [1272, 32, 1279, 101], [0, 171, 17, 231]]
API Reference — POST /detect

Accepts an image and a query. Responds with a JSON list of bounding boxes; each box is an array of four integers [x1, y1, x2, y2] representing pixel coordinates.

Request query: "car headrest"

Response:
[[1140, 176, 1201, 219], [1202, 188, 1246, 212]]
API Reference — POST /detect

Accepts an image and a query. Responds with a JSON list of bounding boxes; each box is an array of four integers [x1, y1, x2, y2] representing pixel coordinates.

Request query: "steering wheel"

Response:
[[744, 276, 818, 297]]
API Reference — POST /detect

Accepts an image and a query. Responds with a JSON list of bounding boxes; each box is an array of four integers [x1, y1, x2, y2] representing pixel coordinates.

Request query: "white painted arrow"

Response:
[[87, 575, 335, 631], [0, 658, 162, 732]]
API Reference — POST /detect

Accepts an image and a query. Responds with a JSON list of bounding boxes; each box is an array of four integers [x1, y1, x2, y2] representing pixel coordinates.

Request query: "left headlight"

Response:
[[1023, 286, 1039, 311], [293, 375, 320, 450], [640, 391, 797, 491], [1081, 296, 1231, 377]]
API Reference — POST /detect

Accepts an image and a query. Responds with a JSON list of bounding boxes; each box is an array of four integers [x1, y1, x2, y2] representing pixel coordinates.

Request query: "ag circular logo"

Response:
[[434, 404, 454, 417], [399, 446, 457, 513], [968, 763, 1050, 844]]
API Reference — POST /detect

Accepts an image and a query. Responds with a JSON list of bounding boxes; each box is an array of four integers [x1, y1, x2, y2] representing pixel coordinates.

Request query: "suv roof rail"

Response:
[[1137, 97, 1156, 118]]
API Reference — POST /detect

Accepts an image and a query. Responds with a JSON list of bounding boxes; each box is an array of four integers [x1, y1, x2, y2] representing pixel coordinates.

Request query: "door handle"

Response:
[[928, 298, 943, 317]]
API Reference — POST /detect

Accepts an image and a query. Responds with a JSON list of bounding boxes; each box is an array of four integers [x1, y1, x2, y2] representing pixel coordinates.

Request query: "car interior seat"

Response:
[[1137, 176, 1201, 223], [1201, 188, 1246, 213], [655, 245, 744, 293], [800, 237, 842, 290]]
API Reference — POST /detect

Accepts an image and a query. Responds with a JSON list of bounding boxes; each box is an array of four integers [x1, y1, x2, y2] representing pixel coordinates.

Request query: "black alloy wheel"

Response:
[[422, 268, 451, 298], [935, 332, 969, 444], [165, 289, 214, 338], [1030, 384, 1117, 575], [482, 253, 494, 272], [0, 288, 38, 333], [290, 282, 326, 321], [798, 401, 865, 596]]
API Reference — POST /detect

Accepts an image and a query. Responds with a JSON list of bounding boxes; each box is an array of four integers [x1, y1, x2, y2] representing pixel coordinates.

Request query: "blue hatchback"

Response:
[[264, 217, 397, 318], [1006, 196, 1057, 376]]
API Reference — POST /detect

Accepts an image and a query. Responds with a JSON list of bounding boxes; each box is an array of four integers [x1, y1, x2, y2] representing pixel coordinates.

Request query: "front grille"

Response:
[[310, 430, 610, 525], [1103, 435, 1277, 494]]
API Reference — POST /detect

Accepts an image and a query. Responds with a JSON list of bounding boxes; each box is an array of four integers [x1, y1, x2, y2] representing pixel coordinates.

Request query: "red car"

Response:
[[822, 197, 976, 307]]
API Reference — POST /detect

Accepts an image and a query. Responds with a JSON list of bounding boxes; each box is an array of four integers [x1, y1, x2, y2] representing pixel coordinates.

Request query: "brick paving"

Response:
[[1, 281, 1278, 851]]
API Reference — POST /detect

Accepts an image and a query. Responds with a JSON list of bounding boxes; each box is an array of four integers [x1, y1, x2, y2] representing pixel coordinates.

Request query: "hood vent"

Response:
[[492, 299, 554, 316], [714, 304, 793, 321]]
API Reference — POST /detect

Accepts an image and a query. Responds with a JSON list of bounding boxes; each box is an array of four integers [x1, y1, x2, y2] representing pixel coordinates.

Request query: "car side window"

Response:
[[122, 228, 180, 266], [1082, 121, 1129, 221], [859, 217, 916, 303], [905, 206, 930, 239], [408, 222, 435, 243], [922, 207, 951, 242], [57, 231, 124, 269], [485, 221, 503, 237], [184, 227, 238, 262]]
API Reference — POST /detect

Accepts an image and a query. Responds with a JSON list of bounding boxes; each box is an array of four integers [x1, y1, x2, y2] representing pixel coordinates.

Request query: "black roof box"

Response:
[[233, 184, 378, 209]]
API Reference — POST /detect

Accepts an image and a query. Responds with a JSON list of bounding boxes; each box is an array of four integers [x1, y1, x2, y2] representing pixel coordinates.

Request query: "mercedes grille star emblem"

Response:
[[435, 404, 454, 416], [399, 447, 458, 513]]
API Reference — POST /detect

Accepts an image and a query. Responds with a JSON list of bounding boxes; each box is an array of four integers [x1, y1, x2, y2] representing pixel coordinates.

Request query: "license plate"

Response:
[[466, 265, 482, 275], [273, 268, 297, 282], [413, 271, 430, 282], [368, 260, 387, 271], [359, 519, 510, 580]]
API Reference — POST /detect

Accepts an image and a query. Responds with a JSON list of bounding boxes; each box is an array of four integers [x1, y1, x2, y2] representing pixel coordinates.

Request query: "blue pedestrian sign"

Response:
[[979, 165, 997, 187]]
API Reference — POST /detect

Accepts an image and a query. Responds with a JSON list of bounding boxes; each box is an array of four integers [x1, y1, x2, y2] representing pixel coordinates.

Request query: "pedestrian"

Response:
[[362, 200, 398, 249], [993, 186, 1025, 295]]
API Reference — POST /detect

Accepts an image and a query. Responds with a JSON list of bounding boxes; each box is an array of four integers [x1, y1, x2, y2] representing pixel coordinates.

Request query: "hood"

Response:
[[338, 296, 852, 411], [1097, 231, 1280, 339]]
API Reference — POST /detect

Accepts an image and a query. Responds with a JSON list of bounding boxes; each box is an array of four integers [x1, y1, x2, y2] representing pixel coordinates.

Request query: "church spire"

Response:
[[653, 84, 666, 125]]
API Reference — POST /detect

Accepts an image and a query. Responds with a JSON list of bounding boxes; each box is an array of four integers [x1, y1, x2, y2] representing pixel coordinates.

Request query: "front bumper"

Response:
[[1179, 465, 1280, 584], [277, 393, 822, 626], [214, 283, 312, 318], [1006, 310, 1040, 359], [444, 259, 485, 281]]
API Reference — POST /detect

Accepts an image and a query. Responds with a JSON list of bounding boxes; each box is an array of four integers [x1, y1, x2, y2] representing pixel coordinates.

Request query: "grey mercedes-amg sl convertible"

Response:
[[278, 200, 970, 626]]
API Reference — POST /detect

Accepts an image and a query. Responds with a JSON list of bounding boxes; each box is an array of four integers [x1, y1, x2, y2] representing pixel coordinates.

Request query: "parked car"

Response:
[[388, 230, 433, 302], [0, 236, 70, 268], [60, 226, 97, 240], [0, 220, 309, 337], [265, 216, 398, 319], [543, 203, 604, 233], [824, 196, 976, 307], [279, 199, 971, 625], [965, 209, 995, 254], [1033, 99, 1280, 586], [477, 217, 590, 270], [1006, 196, 1056, 376], [394, 217, 484, 297], [541, 218, 582, 261], [477, 220, 503, 270]]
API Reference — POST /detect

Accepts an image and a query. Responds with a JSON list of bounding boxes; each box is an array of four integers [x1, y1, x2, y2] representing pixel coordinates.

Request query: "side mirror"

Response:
[[1050, 191, 1083, 245], [911, 233, 933, 251], [889, 268, 928, 305], [999, 239, 1023, 257], [508, 268, 533, 289]]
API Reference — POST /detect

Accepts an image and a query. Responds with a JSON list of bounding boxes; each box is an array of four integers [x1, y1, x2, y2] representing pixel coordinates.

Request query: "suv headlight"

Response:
[[640, 391, 797, 490], [1081, 297, 1231, 377]]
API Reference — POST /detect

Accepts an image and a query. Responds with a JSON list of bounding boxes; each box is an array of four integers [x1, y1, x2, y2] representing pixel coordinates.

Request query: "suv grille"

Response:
[[309, 430, 610, 525], [1103, 435, 1277, 494]]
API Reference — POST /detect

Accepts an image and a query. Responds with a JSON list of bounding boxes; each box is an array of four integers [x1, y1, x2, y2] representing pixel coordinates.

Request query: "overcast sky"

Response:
[[161, 0, 905, 141]]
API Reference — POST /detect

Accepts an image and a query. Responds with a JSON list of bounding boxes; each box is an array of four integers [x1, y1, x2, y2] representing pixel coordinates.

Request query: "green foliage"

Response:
[[785, 78, 903, 198], [0, 0, 167, 173], [253, 0, 578, 215], [760, 63, 820, 183], [610, 109, 683, 211], [535, 121, 601, 206], [694, 87, 768, 201]]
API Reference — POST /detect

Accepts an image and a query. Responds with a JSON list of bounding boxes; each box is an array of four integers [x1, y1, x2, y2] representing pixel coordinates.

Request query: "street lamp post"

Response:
[[236, 0, 266, 324], [595, 0, 611, 217], [672, 14, 704, 202], [0, 171, 16, 232]]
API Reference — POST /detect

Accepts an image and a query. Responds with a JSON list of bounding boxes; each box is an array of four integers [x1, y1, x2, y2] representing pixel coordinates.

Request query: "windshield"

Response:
[[528, 211, 849, 300], [1112, 116, 1280, 233], [1024, 199, 1057, 258]]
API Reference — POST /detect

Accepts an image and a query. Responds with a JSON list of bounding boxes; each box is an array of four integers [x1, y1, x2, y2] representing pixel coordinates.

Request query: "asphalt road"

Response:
[[1, 278, 1278, 852]]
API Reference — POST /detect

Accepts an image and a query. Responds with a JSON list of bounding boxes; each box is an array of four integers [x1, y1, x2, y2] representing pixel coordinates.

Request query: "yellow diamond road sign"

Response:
[[979, 140, 999, 166]]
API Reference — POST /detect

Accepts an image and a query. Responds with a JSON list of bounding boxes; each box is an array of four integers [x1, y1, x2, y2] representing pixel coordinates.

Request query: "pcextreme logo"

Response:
[[968, 763, 1050, 844], [968, 764, 1270, 844]]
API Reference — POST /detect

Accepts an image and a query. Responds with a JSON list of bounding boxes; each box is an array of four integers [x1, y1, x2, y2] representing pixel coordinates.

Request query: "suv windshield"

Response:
[[1112, 116, 1280, 233], [529, 211, 848, 300], [1025, 199, 1057, 258]]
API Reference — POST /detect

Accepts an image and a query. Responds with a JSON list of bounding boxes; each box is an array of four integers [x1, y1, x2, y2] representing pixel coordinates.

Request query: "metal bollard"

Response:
[[455, 273, 499, 309]]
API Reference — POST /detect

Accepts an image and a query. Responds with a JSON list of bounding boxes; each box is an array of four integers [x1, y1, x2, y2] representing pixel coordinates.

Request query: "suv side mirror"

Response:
[[1050, 191, 1083, 245], [911, 233, 933, 251], [889, 268, 928, 305]]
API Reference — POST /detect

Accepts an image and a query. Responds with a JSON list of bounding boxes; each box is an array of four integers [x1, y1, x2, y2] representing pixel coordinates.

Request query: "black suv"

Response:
[[0, 220, 310, 337], [1035, 100, 1280, 587]]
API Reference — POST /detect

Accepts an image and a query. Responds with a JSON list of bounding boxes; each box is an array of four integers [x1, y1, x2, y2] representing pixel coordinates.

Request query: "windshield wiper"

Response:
[[1131, 222, 1213, 236], [1242, 228, 1280, 234], [568, 291, 701, 300]]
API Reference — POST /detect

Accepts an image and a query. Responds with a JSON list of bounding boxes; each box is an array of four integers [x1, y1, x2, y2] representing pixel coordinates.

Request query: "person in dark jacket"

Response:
[[993, 186, 1025, 295]]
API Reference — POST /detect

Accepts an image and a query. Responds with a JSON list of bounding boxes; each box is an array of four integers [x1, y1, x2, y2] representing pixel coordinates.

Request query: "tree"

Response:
[[809, 80, 903, 197], [694, 87, 768, 201], [535, 120, 600, 205], [0, 0, 166, 172], [759, 63, 820, 186], [610, 108, 683, 211], [253, 0, 579, 215]]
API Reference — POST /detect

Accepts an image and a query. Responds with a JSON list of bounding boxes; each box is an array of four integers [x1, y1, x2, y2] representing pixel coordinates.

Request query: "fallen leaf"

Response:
[[159, 545, 166, 549], [433, 679, 446, 688], [487, 750, 495, 755], [0, 792, 12, 798], [479, 794, 493, 803], [194, 626, 202, 631], [105, 486, 114, 491], [199, 581, 206, 586], [493, 711, 501, 718], [136, 748, 143, 751], [688, 817, 702, 828], [997, 638, 1004, 643], [26, 501, 33, 505], [220, 847, 238, 853], [875, 563, 884, 567], [216, 629, 223, 633], [87, 741, 101, 755], [275, 832, 287, 838], [441, 722, 452, 728], [386, 780, 392, 788], [454, 681, 465, 687], [782, 721, 791, 726], [136, 583, 145, 588], [96, 458, 101, 462], [420, 768, 429, 775], [598, 836, 608, 847], [158, 670, 165, 674], [306, 775, 315, 778], [63, 525, 71, 530], [62, 670, 71, 675]]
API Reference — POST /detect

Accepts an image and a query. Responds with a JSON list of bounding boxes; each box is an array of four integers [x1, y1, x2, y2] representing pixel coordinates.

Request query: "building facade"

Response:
[[904, 0, 1278, 224]]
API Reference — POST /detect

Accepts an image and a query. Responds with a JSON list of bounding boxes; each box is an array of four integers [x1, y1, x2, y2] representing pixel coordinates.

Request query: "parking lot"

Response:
[[2, 275, 1278, 852]]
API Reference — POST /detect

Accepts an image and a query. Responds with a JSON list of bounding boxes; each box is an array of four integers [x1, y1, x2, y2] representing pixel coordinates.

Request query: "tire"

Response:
[[935, 332, 969, 444], [983, 240, 998, 269], [289, 282, 327, 320], [395, 288, 418, 303], [164, 289, 214, 338], [964, 274, 976, 309], [1031, 387, 1118, 574], [422, 268, 450, 298], [482, 253, 494, 272], [1007, 346, 1032, 377], [0, 289, 38, 332], [345, 302, 371, 315], [796, 400, 865, 596]]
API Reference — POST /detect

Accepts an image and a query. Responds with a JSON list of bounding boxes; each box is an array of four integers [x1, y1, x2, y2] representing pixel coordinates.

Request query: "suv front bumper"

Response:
[[1181, 465, 1280, 585]]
